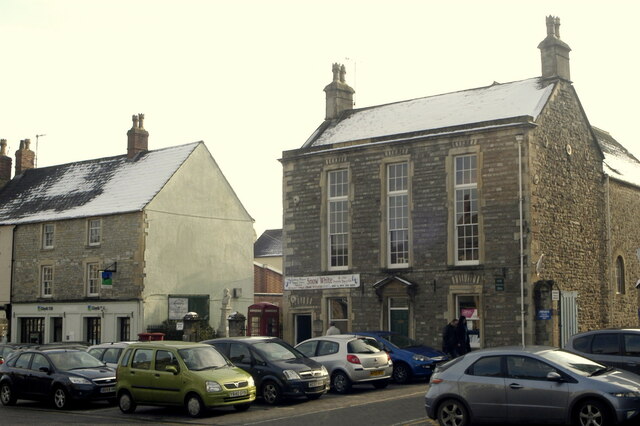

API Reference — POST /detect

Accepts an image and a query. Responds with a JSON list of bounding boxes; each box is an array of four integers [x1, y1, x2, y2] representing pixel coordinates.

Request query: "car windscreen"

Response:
[[178, 346, 229, 371], [49, 351, 106, 370], [253, 341, 304, 361], [384, 333, 420, 349], [539, 349, 607, 376], [348, 338, 382, 354]]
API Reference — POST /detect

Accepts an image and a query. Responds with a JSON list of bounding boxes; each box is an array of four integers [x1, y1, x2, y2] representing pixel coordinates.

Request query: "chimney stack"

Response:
[[0, 139, 12, 187], [324, 63, 355, 120], [538, 16, 571, 81], [15, 139, 35, 176], [127, 113, 149, 159]]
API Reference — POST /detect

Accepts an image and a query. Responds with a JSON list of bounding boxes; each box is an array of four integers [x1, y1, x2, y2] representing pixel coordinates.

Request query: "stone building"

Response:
[[280, 17, 640, 349], [0, 115, 255, 344]]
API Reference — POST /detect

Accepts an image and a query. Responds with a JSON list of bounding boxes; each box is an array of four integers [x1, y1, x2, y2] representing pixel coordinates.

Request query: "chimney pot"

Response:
[[324, 63, 355, 120], [538, 15, 571, 81], [127, 113, 149, 159], [0, 139, 11, 186], [15, 138, 35, 175]]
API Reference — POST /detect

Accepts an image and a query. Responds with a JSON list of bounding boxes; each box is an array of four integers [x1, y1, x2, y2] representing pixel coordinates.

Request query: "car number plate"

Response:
[[229, 389, 248, 397], [100, 386, 115, 393], [370, 370, 384, 377], [308, 380, 324, 388]]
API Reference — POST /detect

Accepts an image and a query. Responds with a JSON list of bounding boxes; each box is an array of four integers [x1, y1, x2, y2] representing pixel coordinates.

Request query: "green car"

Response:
[[116, 341, 256, 417]]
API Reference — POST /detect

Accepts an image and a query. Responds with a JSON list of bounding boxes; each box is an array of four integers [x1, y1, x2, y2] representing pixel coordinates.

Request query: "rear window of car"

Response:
[[572, 335, 592, 353], [624, 334, 640, 356], [468, 356, 502, 377], [347, 338, 381, 354], [592, 333, 619, 355]]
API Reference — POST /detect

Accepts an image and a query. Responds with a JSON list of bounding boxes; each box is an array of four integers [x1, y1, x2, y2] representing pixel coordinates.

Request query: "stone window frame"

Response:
[[87, 218, 102, 247], [42, 223, 55, 250], [41, 264, 54, 298], [321, 163, 352, 272], [327, 297, 349, 333], [615, 255, 625, 294], [380, 156, 413, 269], [323, 289, 351, 333], [86, 261, 100, 297], [446, 146, 484, 266]]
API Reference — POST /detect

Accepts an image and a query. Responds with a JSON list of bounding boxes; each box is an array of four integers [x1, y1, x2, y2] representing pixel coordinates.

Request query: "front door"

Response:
[[295, 314, 311, 344], [389, 298, 409, 336]]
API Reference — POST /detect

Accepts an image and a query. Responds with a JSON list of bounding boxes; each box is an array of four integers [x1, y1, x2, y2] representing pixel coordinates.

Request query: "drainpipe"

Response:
[[604, 175, 612, 326], [516, 134, 525, 348]]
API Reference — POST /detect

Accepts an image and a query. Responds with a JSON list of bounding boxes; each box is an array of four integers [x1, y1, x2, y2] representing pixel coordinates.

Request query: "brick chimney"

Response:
[[0, 139, 12, 187], [15, 139, 35, 176], [127, 113, 149, 159], [538, 16, 571, 81], [324, 63, 355, 120]]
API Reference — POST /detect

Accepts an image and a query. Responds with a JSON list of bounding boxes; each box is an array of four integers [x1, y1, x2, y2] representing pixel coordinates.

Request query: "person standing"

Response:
[[441, 318, 458, 357], [455, 316, 471, 356], [326, 321, 341, 335]]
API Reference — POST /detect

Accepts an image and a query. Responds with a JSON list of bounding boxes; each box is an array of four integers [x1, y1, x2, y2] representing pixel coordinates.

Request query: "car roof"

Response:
[[89, 341, 136, 348], [127, 340, 211, 350], [301, 334, 376, 342], [571, 328, 640, 337], [460, 345, 559, 357], [202, 336, 284, 344]]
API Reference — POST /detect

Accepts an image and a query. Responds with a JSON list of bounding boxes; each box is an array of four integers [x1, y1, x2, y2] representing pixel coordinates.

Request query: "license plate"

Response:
[[370, 370, 384, 377], [100, 386, 115, 393], [308, 380, 324, 388], [229, 389, 248, 397]]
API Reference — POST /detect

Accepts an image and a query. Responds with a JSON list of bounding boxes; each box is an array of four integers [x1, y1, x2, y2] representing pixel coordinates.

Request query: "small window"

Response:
[[86, 317, 101, 345], [296, 341, 318, 357], [41, 265, 53, 297], [572, 335, 592, 353], [469, 356, 502, 377], [506, 356, 556, 380], [616, 256, 625, 294], [88, 219, 101, 246], [119, 317, 131, 341], [155, 350, 178, 372], [42, 224, 54, 249], [591, 333, 619, 355], [87, 263, 99, 296], [328, 297, 349, 333], [30, 353, 49, 371], [132, 349, 153, 370], [318, 340, 340, 356], [15, 353, 32, 369], [624, 334, 640, 357]]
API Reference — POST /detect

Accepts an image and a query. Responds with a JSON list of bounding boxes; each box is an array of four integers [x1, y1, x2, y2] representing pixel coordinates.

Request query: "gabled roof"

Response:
[[593, 127, 640, 188], [305, 77, 555, 148], [0, 142, 200, 225], [254, 229, 282, 258]]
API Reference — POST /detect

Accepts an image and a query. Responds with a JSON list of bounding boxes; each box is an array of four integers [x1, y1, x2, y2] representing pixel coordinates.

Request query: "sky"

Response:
[[2, 0, 639, 238]]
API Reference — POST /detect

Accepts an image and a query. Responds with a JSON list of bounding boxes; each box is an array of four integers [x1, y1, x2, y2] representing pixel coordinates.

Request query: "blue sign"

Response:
[[537, 309, 552, 320]]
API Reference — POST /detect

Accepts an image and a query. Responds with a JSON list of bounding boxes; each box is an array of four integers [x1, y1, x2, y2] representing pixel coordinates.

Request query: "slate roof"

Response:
[[593, 128, 640, 188], [0, 142, 200, 225], [254, 229, 282, 258], [305, 77, 554, 148]]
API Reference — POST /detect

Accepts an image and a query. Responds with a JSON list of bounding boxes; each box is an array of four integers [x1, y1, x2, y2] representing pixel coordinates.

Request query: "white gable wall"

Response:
[[143, 143, 254, 332]]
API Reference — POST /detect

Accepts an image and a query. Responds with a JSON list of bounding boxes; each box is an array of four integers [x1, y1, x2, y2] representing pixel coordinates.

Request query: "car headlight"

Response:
[[282, 369, 301, 380], [69, 376, 92, 385], [320, 365, 329, 376], [412, 354, 428, 362], [206, 381, 222, 392], [247, 376, 255, 387], [611, 391, 640, 398]]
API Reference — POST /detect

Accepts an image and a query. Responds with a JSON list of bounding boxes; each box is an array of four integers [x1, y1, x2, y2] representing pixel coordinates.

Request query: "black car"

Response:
[[0, 344, 35, 364], [0, 347, 116, 408], [201, 336, 330, 404]]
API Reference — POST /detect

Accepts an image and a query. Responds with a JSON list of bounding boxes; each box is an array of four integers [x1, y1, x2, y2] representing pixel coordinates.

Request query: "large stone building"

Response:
[[0, 115, 255, 344], [280, 17, 640, 349]]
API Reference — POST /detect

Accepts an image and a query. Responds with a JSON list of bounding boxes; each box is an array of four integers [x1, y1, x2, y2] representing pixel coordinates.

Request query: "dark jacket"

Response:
[[442, 323, 457, 355], [455, 316, 471, 355]]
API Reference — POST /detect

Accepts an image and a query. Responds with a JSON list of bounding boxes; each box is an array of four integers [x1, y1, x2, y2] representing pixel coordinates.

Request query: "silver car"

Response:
[[295, 335, 393, 393], [565, 328, 640, 375], [425, 346, 640, 426]]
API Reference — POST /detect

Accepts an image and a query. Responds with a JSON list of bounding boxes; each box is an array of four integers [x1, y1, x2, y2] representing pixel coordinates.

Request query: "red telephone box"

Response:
[[247, 302, 280, 337]]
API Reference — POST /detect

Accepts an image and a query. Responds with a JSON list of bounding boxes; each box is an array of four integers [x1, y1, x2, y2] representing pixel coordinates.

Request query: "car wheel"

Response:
[[0, 382, 16, 406], [261, 380, 282, 405], [437, 398, 469, 426], [234, 403, 251, 412], [392, 363, 412, 384], [574, 399, 609, 426], [185, 393, 205, 418], [118, 391, 136, 414], [52, 386, 70, 409], [372, 378, 389, 389], [331, 371, 352, 394]]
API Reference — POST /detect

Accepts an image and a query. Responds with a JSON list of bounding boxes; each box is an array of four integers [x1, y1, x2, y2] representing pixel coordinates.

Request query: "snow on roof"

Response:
[[254, 228, 282, 257], [594, 128, 640, 188], [0, 142, 200, 225], [308, 77, 554, 147]]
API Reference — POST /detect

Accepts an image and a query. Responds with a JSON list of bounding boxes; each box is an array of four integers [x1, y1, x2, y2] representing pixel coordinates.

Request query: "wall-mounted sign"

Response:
[[551, 290, 560, 301], [37, 306, 53, 311], [495, 278, 504, 291], [169, 297, 189, 320], [537, 309, 552, 320], [284, 274, 360, 290]]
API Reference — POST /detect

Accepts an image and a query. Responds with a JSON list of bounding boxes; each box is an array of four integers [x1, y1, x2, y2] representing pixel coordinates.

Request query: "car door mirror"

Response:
[[165, 366, 179, 375], [38, 366, 50, 374], [546, 371, 563, 382]]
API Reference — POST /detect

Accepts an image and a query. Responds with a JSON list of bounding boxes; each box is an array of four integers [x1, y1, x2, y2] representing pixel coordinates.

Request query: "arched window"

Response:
[[616, 256, 625, 294]]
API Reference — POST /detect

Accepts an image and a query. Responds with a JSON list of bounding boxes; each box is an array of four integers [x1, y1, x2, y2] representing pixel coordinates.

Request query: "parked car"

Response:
[[0, 344, 35, 364], [565, 328, 640, 375], [116, 341, 255, 417], [425, 345, 640, 426], [202, 336, 329, 405], [295, 334, 393, 394], [355, 331, 448, 383], [88, 342, 136, 368], [0, 347, 116, 409]]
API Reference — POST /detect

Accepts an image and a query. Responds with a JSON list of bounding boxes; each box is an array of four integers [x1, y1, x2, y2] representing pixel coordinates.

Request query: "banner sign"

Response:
[[284, 274, 360, 290]]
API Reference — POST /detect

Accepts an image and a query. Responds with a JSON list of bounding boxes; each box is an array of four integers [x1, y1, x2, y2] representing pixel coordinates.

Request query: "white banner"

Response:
[[284, 274, 360, 290]]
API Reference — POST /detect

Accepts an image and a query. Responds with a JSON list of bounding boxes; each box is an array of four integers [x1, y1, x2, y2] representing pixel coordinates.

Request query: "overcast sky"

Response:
[[2, 0, 639, 237]]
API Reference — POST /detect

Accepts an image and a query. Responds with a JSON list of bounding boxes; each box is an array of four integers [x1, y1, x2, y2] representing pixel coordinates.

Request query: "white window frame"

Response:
[[87, 262, 99, 296], [42, 224, 54, 249], [387, 162, 409, 268], [328, 169, 349, 271], [88, 219, 101, 246], [454, 154, 479, 265], [41, 265, 53, 298], [328, 297, 349, 332]]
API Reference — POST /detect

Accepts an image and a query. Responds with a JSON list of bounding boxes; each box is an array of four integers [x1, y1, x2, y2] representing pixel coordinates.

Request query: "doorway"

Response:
[[456, 295, 481, 349], [295, 314, 311, 344]]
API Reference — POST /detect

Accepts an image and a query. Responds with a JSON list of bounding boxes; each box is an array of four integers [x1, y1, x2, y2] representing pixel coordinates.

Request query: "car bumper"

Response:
[[282, 377, 330, 398], [409, 361, 436, 378], [348, 365, 393, 383], [68, 384, 116, 401], [202, 387, 257, 407], [612, 398, 640, 423]]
